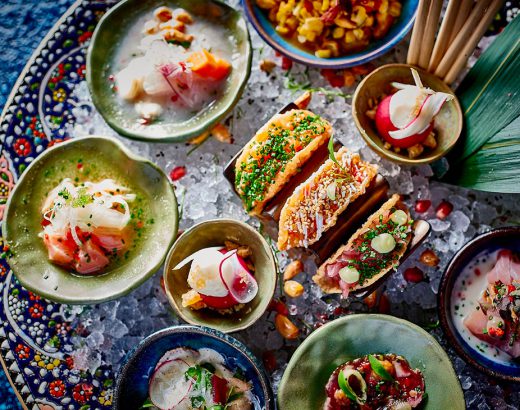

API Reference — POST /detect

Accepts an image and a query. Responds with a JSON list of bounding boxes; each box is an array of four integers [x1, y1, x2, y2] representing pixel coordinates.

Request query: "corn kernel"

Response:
[[321, 0, 330, 11], [345, 30, 356, 44], [323, 40, 339, 56], [284, 280, 305, 298], [334, 16, 356, 29], [154, 6, 173, 22], [332, 27, 345, 39], [176, 11, 193, 24], [353, 28, 365, 40], [351, 6, 368, 26], [276, 25, 290, 35], [389, 2, 402, 17], [275, 314, 299, 339], [257, 0, 277, 9], [343, 70, 356, 87], [315, 49, 332, 58], [284, 260, 303, 280]]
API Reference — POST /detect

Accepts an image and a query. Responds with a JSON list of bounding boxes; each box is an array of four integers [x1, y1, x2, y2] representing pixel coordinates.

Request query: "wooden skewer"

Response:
[[434, 0, 493, 78], [428, 0, 461, 72], [418, 0, 443, 69], [448, 0, 475, 46], [444, 0, 505, 84], [407, 0, 432, 66]]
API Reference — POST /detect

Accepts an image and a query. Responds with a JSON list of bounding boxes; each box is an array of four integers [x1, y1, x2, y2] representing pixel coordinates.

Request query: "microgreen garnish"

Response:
[[285, 75, 350, 100]]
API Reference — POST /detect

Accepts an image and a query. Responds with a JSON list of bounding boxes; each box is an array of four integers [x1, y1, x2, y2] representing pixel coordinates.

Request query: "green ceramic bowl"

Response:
[[87, 0, 251, 142], [352, 64, 463, 164], [278, 314, 465, 409], [4, 136, 178, 304], [163, 218, 277, 333]]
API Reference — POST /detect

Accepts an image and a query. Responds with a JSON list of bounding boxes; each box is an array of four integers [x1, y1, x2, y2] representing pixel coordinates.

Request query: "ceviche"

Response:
[[40, 178, 137, 275], [142, 347, 258, 409], [324, 353, 425, 409], [174, 241, 259, 314], [114, 5, 233, 124], [453, 249, 520, 361]]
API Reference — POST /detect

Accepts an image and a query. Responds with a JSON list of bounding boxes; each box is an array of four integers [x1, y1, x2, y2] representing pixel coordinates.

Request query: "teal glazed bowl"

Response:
[[3, 136, 178, 304], [242, 0, 418, 68], [87, 0, 252, 142], [278, 314, 465, 409]]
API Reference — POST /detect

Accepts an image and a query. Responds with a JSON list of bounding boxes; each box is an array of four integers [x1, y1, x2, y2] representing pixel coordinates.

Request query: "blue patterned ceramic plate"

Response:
[[242, 0, 418, 68], [439, 227, 520, 382], [114, 325, 275, 409]]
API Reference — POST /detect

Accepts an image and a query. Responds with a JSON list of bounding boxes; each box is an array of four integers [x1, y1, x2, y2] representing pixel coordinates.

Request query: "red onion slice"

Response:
[[219, 250, 258, 304]]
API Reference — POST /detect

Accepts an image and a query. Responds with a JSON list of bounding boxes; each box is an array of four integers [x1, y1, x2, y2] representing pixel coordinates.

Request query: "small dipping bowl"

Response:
[[114, 325, 275, 409], [163, 218, 277, 333], [352, 63, 463, 164], [439, 226, 520, 381]]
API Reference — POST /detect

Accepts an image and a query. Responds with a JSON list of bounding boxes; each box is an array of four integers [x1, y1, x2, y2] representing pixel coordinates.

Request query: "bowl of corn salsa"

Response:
[[242, 0, 418, 68]]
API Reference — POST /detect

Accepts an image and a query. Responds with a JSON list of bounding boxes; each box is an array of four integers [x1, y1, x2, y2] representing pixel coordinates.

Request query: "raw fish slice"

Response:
[[43, 234, 74, 266], [487, 250, 520, 283], [75, 240, 110, 275], [464, 308, 520, 358], [93, 233, 127, 252]]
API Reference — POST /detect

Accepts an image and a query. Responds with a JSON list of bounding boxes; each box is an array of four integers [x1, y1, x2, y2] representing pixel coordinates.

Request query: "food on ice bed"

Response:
[[40, 178, 136, 275], [313, 194, 413, 297], [462, 249, 520, 359], [323, 353, 425, 410], [174, 241, 259, 314], [277, 144, 377, 250], [143, 346, 256, 410], [113, 6, 233, 124], [235, 109, 332, 215]]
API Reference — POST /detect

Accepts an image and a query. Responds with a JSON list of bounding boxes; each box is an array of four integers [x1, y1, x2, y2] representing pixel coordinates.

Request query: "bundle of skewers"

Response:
[[407, 0, 505, 84]]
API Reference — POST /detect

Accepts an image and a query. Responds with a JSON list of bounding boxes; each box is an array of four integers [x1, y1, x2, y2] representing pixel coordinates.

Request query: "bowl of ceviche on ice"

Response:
[[163, 218, 277, 333], [3, 136, 178, 304], [114, 325, 274, 410], [439, 226, 520, 382], [87, 0, 252, 142]]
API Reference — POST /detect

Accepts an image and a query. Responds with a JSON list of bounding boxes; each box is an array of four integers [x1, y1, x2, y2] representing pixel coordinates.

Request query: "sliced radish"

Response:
[[155, 347, 199, 370], [375, 96, 432, 148], [200, 293, 238, 309], [149, 359, 192, 410], [219, 251, 258, 304], [173, 247, 223, 270], [388, 92, 452, 140]]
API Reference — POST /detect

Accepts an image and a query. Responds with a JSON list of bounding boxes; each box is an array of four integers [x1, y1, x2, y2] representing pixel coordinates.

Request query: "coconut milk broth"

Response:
[[451, 249, 517, 364], [113, 10, 236, 123]]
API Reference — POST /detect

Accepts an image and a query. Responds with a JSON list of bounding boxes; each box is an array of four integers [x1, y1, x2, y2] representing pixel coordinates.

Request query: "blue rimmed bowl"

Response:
[[438, 226, 520, 382], [242, 0, 418, 68], [114, 325, 275, 409]]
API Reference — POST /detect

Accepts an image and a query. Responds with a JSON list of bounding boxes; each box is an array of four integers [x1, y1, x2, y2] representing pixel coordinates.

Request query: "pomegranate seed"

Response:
[[403, 267, 424, 283], [419, 249, 439, 267], [268, 299, 289, 316], [262, 350, 277, 372], [281, 57, 293, 71], [378, 294, 390, 313], [436, 200, 453, 219], [169, 166, 186, 181], [363, 291, 378, 308], [415, 199, 431, 213]]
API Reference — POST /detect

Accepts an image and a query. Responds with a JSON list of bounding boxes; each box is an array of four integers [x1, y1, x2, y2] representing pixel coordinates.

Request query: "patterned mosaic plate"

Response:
[[0, 1, 124, 408]]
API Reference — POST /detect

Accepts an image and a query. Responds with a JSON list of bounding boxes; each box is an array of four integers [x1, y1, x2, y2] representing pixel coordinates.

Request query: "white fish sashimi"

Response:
[[149, 359, 192, 410]]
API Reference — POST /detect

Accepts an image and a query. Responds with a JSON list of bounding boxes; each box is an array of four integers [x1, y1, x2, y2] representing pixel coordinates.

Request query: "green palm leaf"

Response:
[[444, 15, 520, 192]]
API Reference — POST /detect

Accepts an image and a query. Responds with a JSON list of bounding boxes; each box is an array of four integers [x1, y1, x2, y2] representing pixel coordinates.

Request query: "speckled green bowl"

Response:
[[352, 64, 463, 164], [87, 0, 251, 142], [4, 136, 178, 304], [163, 218, 277, 333], [278, 314, 465, 409]]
